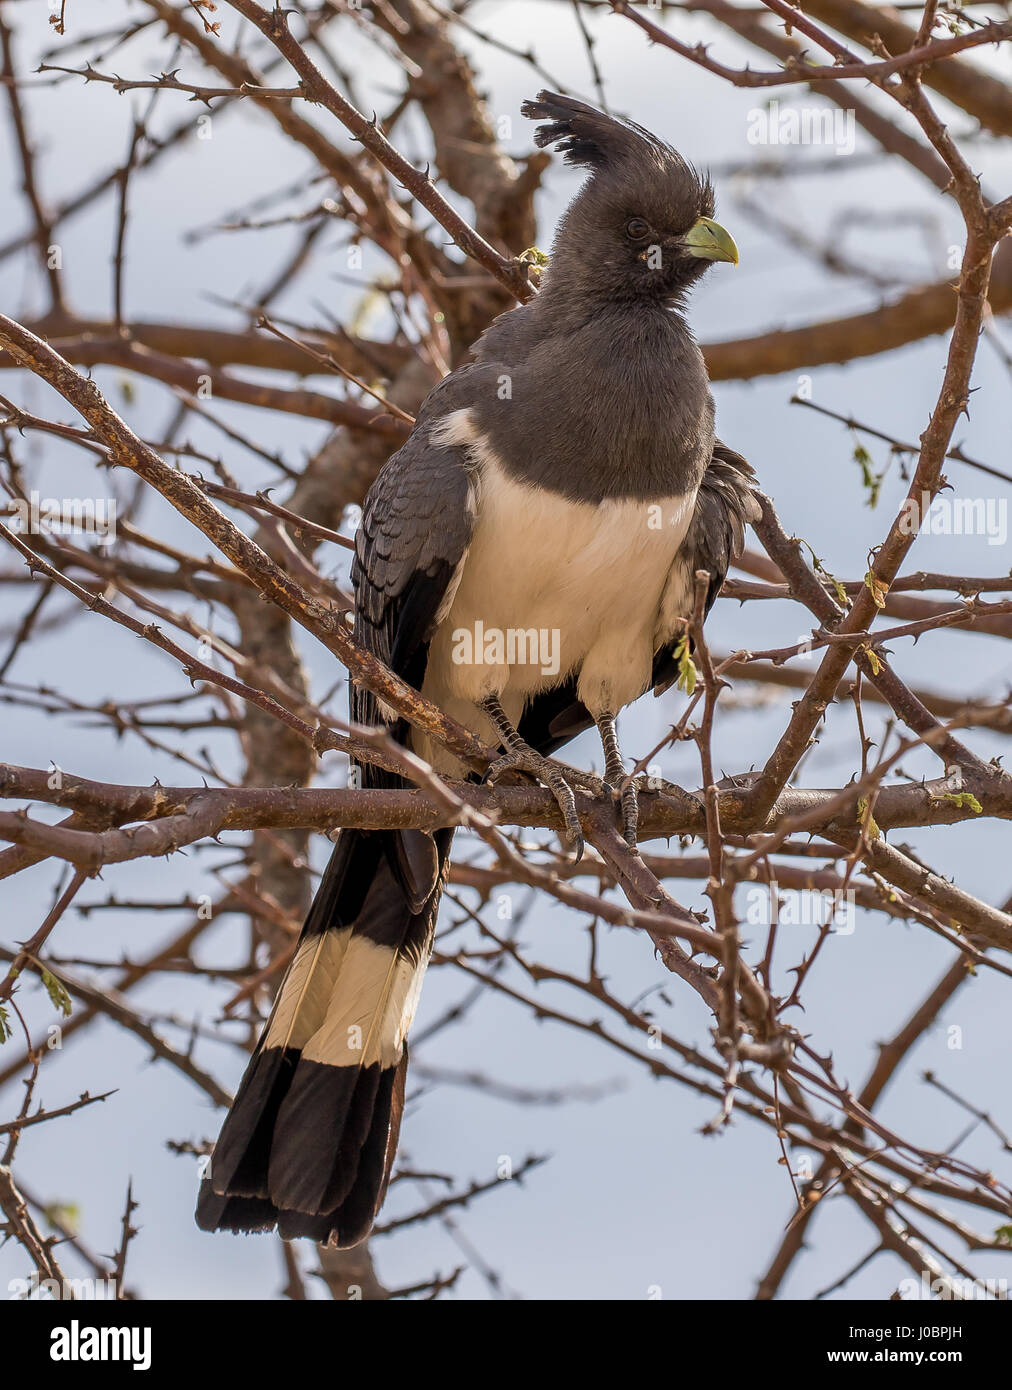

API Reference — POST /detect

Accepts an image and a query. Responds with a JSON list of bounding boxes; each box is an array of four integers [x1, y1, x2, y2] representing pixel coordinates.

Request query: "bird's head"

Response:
[[521, 91, 736, 306]]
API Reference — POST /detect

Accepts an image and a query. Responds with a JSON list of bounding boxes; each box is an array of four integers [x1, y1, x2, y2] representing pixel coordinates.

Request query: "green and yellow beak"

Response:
[[682, 216, 739, 265]]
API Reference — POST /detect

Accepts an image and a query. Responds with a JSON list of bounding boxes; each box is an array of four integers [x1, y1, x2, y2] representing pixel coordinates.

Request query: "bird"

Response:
[[196, 91, 759, 1248]]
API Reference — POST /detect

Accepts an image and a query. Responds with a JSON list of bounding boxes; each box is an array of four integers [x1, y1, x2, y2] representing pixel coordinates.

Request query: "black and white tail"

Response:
[[196, 825, 452, 1247]]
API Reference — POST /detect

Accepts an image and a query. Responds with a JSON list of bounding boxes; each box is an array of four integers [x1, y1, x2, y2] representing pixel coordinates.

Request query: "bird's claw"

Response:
[[487, 748, 584, 860]]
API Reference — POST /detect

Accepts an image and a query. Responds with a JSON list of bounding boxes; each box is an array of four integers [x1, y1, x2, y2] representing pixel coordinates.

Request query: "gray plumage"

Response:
[[196, 91, 758, 1249]]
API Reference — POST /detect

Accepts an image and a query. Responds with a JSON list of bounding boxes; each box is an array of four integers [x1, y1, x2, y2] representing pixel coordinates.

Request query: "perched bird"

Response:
[[196, 92, 758, 1247]]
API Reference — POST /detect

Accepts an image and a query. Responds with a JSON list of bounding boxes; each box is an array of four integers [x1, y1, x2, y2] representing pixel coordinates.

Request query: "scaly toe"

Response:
[[487, 750, 584, 859], [486, 753, 521, 785], [604, 775, 639, 849], [546, 772, 583, 860], [621, 784, 639, 848]]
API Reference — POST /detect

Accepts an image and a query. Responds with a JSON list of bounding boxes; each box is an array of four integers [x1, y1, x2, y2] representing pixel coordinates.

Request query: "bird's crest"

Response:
[[521, 90, 685, 175]]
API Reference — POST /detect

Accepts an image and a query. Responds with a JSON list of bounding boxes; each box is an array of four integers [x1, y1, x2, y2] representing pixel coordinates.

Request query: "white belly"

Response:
[[418, 410, 695, 765]]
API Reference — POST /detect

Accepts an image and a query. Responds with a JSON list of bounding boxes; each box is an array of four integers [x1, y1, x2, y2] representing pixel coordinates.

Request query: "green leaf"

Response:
[[853, 443, 886, 509], [41, 968, 72, 1019], [798, 538, 848, 608], [864, 570, 888, 609], [674, 635, 698, 696], [0, 1006, 11, 1045], [864, 646, 882, 676], [518, 246, 550, 269], [43, 1202, 81, 1235]]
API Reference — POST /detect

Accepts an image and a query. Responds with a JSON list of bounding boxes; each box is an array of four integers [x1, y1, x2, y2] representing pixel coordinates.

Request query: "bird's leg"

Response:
[[596, 713, 639, 849], [480, 695, 584, 859]]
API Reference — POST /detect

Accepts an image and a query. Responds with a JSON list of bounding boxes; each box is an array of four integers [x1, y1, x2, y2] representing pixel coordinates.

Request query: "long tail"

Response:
[[196, 825, 452, 1247]]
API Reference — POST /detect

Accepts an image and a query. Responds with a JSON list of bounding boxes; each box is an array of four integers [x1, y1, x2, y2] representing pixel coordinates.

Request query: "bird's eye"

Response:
[[625, 218, 651, 241]]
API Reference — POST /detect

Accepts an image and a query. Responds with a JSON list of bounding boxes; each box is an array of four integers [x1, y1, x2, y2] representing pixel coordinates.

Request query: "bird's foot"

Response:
[[604, 770, 639, 849], [547, 761, 606, 795], [486, 747, 584, 860], [596, 713, 639, 850]]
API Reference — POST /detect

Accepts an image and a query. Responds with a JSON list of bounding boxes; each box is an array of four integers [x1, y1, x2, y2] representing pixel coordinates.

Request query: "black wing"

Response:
[[352, 382, 480, 784], [651, 440, 759, 693]]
